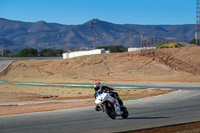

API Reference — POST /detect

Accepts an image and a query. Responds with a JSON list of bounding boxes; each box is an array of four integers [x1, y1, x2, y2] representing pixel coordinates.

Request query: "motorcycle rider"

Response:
[[94, 82, 125, 111]]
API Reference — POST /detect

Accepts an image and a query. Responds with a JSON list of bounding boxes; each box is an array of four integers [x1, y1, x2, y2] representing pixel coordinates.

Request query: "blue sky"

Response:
[[0, 0, 196, 25]]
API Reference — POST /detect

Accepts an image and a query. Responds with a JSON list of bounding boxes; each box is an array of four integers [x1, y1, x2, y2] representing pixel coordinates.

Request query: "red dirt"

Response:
[[128, 121, 200, 133], [0, 102, 94, 116]]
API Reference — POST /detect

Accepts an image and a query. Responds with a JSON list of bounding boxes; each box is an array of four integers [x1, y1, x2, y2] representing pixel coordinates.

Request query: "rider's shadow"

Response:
[[118, 116, 170, 120]]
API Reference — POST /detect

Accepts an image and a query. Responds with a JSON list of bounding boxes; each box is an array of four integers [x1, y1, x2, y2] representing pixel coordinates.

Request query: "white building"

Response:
[[63, 49, 109, 59], [128, 47, 156, 52]]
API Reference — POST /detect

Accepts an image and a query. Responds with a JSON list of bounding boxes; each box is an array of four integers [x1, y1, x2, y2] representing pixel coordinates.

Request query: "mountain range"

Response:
[[0, 18, 196, 52]]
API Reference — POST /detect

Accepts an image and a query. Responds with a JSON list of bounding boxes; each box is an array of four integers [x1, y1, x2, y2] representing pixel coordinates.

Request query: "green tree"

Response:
[[189, 38, 196, 44], [3, 50, 11, 57], [40, 49, 54, 56], [54, 49, 63, 56], [17, 48, 38, 57], [29, 48, 38, 56], [39, 49, 63, 57]]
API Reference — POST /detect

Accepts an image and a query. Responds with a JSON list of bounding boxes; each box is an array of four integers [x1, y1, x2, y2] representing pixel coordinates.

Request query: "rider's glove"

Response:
[[109, 90, 114, 94]]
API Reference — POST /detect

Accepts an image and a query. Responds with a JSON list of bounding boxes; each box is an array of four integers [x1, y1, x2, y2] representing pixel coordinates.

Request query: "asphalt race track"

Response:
[[1, 59, 200, 133], [0, 60, 14, 73]]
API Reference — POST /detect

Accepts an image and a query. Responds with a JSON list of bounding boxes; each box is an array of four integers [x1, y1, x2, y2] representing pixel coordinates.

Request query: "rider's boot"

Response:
[[118, 99, 126, 110], [120, 105, 126, 111], [95, 105, 101, 111]]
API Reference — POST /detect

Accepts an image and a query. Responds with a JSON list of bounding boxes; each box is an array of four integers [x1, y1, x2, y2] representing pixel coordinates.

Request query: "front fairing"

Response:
[[95, 92, 114, 105]]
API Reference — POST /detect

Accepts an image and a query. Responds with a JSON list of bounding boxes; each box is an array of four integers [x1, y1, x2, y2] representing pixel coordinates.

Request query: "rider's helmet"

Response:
[[94, 82, 102, 91]]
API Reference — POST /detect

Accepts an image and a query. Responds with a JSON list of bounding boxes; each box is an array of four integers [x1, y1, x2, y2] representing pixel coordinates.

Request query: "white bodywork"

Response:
[[95, 92, 122, 116]]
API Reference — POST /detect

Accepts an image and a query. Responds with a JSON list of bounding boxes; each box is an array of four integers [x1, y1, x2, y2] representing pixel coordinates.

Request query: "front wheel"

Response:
[[121, 108, 129, 118], [103, 104, 116, 119]]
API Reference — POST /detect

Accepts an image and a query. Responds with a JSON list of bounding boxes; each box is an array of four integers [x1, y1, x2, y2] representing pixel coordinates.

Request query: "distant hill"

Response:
[[0, 18, 196, 52]]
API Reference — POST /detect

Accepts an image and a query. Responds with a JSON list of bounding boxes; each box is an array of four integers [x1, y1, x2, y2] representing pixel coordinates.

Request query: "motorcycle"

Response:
[[95, 92, 129, 119]]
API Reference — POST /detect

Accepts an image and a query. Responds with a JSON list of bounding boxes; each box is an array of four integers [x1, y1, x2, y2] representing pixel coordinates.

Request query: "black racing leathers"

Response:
[[94, 86, 123, 106]]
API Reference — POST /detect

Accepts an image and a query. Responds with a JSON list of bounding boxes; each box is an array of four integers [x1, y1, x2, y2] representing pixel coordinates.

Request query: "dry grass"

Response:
[[0, 84, 175, 102], [0, 83, 175, 116]]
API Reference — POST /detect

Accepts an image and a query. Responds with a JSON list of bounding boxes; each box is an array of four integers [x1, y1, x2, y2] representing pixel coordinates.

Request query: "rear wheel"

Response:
[[103, 103, 116, 119]]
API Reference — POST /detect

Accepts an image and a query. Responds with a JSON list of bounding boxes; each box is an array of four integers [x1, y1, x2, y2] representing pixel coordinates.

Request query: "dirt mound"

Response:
[[139, 47, 200, 75], [1, 47, 200, 83]]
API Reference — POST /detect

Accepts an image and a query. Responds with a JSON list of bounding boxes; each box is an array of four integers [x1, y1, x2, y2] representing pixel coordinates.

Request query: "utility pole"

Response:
[[91, 21, 97, 49], [127, 28, 132, 48], [1, 46, 3, 57], [57, 34, 60, 49], [140, 32, 144, 48], [196, 0, 200, 45]]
